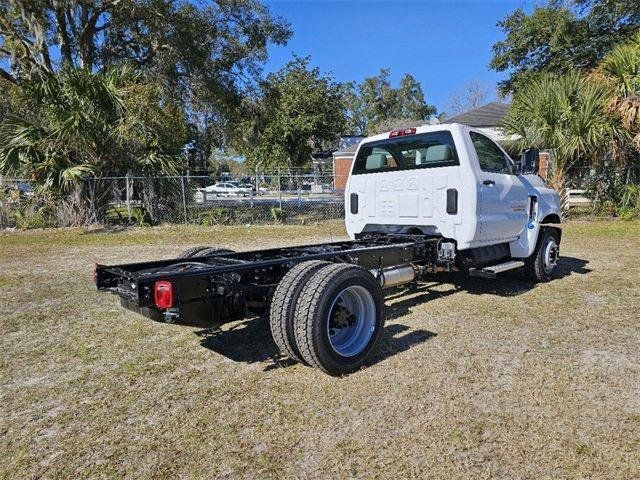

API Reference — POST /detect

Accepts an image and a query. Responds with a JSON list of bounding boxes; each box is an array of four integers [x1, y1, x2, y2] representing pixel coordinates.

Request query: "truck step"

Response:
[[468, 260, 525, 278]]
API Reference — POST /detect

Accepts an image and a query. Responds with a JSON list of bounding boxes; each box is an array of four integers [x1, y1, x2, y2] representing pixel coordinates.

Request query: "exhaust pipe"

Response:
[[370, 264, 416, 288]]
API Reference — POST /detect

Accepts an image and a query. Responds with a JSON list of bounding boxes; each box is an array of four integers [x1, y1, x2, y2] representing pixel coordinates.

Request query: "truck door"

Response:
[[470, 132, 528, 242]]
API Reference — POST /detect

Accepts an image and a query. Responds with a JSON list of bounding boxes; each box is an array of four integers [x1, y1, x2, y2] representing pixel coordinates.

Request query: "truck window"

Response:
[[352, 131, 459, 175], [470, 132, 512, 174], [364, 148, 398, 171]]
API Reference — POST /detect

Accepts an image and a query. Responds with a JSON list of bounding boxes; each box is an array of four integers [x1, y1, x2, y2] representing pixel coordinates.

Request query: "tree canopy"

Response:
[[342, 69, 436, 136], [0, 65, 188, 190], [1, 2, 441, 175], [0, 0, 292, 147], [238, 57, 346, 171], [502, 71, 617, 189], [446, 80, 490, 116], [491, 0, 640, 93], [594, 31, 640, 158], [502, 32, 640, 192]]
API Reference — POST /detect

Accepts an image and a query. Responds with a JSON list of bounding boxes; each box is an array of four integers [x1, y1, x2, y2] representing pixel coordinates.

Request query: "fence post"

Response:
[[89, 177, 96, 224], [125, 173, 131, 221], [180, 175, 188, 224], [278, 169, 283, 211], [561, 187, 570, 218]]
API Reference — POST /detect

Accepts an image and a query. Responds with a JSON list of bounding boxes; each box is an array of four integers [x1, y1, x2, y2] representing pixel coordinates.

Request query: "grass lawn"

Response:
[[1, 220, 639, 479]]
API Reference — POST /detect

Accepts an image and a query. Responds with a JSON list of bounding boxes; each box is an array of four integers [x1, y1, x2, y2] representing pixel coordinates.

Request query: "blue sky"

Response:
[[263, 0, 535, 113]]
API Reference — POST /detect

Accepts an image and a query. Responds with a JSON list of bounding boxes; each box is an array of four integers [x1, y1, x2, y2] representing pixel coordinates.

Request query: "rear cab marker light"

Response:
[[389, 127, 416, 138]]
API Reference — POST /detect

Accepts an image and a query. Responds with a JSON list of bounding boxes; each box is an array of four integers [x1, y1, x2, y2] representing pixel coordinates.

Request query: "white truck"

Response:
[[345, 123, 562, 278], [95, 123, 562, 375]]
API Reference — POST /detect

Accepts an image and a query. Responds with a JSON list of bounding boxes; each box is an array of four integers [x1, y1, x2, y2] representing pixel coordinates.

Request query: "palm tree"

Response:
[[0, 65, 181, 188], [595, 31, 640, 155], [502, 72, 617, 192], [0, 65, 186, 222]]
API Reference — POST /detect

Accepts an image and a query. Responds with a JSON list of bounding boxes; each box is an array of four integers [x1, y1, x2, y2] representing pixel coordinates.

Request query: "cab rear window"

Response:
[[352, 131, 459, 175]]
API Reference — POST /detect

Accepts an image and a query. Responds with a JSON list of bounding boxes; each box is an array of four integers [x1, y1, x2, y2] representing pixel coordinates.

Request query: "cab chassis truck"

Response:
[[95, 124, 562, 375]]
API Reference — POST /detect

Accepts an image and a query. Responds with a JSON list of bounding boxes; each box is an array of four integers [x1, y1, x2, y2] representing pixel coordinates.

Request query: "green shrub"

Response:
[[618, 207, 639, 220], [620, 184, 640, 211], [270, 207, 283, 223], [585, 165, 640, 218], [595, 200, 618, 217], [11, 193, 58, 229], [185, 202, 342, 226], [200, 207, 231, 226], [104, 206, 153, 226], [130, 208, 151, 227]]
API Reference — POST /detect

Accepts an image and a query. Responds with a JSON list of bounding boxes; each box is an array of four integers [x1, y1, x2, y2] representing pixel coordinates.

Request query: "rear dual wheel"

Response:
[[270, 262, 384, 375], [269, 261, 330, 363]]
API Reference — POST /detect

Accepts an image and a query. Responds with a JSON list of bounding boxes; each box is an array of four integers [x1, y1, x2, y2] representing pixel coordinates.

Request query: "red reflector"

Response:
[[389, 127, 416, 138], [154, 281, 174, 309]]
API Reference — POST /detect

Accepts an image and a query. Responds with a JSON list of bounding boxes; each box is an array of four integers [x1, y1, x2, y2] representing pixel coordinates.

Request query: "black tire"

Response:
[[525, 228, 560, 282], [200, 247, 234, 257], [179, 245, 209, 258], [269, 260, 330, 363], [179, 246, 234, 258], [293, 264, 384, 375]]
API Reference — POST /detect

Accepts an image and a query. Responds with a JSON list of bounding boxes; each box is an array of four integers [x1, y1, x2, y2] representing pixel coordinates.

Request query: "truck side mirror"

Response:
[[511, 161, 522, 175], [521, 148, 540, 174]]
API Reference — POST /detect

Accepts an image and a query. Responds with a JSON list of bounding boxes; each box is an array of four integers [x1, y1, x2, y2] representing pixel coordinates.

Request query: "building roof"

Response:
[[443, 102, 510, 128], [332, 142, 360, 157]]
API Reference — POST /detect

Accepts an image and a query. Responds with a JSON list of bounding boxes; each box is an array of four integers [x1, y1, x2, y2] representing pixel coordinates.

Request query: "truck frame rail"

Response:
[[95, 233, 447, 328]]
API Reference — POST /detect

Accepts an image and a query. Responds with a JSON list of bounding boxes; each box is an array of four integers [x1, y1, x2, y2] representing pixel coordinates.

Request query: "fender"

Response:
[[509, 193, 562, 259]]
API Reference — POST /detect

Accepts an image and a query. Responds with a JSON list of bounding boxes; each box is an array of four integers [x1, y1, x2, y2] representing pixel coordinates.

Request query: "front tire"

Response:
[[293, 264, 384, 375], [526, 228, 560, 282]]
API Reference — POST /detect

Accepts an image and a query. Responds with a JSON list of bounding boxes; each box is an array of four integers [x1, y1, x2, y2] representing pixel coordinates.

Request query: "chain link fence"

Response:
[[0, 173, 348, 228], [5, 164, 636, 229]]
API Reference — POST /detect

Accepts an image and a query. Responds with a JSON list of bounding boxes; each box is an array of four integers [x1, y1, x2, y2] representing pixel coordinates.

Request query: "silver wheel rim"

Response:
[[543, 237, 559, 274], [327, 285, 376, 357]]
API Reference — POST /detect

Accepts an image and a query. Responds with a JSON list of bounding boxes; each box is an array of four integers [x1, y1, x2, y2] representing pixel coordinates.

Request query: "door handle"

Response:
[[483, 180, 495, 186], [350, 193, 358, 214]]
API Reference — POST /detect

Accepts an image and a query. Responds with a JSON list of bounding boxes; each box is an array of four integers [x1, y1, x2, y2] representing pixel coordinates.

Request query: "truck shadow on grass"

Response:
[[196, 319, 437, 372], [196, 255, 588, 371], [386, 255, 590, 321]]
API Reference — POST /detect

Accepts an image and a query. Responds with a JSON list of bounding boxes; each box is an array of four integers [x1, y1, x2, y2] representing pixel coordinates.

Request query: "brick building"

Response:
[[332, 143, 359, 191]]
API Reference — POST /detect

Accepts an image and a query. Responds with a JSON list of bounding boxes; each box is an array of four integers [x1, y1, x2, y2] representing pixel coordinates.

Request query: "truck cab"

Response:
[[345, 123, 561, 265]]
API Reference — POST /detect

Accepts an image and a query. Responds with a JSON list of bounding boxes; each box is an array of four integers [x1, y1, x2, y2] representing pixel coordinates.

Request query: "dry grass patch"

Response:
[[1, 220, 639, 479]]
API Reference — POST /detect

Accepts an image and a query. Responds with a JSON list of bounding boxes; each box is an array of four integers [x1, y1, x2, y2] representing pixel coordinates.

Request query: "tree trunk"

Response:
[[53, 5, 73, 67]]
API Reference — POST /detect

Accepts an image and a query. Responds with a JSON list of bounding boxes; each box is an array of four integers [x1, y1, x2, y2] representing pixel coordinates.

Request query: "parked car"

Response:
[[228, 180, 270, 195], [226, 181, 258, 193], [194, 182, 252, 202]]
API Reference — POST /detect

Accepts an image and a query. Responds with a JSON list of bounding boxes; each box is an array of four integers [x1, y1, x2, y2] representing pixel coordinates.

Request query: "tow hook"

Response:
[[163, 308, 180, 324]]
